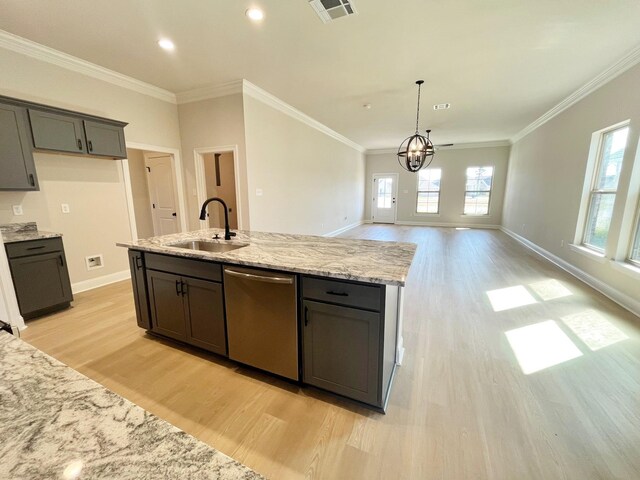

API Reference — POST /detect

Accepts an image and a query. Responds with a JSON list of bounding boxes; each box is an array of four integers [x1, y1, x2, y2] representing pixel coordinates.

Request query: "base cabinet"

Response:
[[128, 250, 150, 329]]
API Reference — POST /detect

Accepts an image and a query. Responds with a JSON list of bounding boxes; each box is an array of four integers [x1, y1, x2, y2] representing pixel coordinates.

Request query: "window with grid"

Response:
[[582, 125, 629, 252], [416, 168, 441, 213], [464, 166, 494, 215]]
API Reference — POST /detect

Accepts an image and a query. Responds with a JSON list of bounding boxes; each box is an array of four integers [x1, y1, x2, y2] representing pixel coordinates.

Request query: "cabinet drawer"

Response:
[[302, 276, 382, 311], [5, 237, 63, 259], [145, 253, 222, 282]]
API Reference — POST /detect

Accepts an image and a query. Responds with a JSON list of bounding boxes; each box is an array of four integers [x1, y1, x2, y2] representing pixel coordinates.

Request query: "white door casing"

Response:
[[372, 173, 398, 224], [145, 154, 180, 236]]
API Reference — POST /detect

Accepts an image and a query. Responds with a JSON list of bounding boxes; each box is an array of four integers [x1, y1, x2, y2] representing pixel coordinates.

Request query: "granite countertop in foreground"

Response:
[[0, 332, 264, 480], [118, 229, 416, 286], [0, 222, 62, 244]]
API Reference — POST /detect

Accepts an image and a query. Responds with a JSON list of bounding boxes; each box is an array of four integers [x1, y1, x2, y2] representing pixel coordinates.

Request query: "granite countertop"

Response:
[[0, 222, 62, 244], [118, 229, 416, 286], [0, 332, 263, 480]]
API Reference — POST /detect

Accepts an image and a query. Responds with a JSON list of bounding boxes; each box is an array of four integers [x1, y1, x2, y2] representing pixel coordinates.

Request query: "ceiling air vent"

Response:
[[309, 0, 357, 23]]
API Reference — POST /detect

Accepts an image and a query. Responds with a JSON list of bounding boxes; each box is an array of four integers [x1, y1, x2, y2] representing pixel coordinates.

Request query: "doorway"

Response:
[[194, 146, 243, 230], [372, 174, 398, 224]]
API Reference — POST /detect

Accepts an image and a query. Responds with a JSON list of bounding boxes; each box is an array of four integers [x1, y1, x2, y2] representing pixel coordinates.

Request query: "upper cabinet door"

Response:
[[83, 120, 126, 158], [0, 103, 38, 191], [28, 109, 87, 154]]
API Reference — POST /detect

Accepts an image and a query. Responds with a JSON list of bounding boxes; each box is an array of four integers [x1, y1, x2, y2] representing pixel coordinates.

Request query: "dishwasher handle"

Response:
[[225, 268, 294, 285]]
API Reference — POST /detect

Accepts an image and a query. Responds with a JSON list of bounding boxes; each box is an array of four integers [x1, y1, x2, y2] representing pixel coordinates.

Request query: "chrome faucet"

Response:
[[199, 197, 236, 241]]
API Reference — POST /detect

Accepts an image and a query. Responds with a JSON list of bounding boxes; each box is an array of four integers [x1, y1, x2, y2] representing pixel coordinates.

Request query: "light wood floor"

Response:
[[21, 226, 640, 479]]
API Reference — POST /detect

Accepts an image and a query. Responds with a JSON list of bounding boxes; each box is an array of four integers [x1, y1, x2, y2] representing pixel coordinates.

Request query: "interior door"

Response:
[[372, 174, 398, 224], [146, 154, 179, 235]]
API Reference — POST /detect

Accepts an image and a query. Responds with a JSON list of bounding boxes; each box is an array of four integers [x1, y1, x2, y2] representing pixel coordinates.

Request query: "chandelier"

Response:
[[397, 80, 435, 172]]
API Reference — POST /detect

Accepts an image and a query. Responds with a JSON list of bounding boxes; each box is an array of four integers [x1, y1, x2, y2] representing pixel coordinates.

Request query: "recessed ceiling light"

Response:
[[158, 38, 175, 51], [246, 7, 264, 21]]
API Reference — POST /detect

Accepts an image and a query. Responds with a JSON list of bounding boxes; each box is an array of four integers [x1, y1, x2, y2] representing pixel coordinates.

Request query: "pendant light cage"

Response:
[[397, 80, 435, 172]]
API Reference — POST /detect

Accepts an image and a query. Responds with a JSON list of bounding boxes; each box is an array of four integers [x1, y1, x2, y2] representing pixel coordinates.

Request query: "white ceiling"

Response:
[[1, 0, 640, 149]]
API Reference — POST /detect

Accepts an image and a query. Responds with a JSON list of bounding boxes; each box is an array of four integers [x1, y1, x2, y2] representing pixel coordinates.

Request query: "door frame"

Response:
[[193, 145, 243, 230], [121, 142, 188, 239], [371, 173, 399, 224]]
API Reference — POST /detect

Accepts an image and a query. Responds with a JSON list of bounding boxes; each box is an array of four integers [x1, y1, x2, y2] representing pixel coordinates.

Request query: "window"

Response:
[[630, 211, 640, 265], [416, 168, 441, 213], [582, 125, 629, 251], [464, 166, 494, 215]]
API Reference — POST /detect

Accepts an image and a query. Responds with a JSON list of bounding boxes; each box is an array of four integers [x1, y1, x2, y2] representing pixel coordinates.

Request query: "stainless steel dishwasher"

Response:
[[223, 266, 298, 380]]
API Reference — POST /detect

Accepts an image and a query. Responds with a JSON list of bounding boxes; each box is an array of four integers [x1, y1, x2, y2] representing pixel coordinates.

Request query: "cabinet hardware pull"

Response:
[[175, 279, 181, 296], [59, 255, 64, 267], [181, 281, 187, 296], [225, 269, 294, 285], [304, 306, 309, 326], [135, 257, 143, 270], [326, 291, 348, 297], [88, 140, 93, 152], [29, 174, 35, 187], [26, 245, 46, 250], [77, 139, 83, 150]]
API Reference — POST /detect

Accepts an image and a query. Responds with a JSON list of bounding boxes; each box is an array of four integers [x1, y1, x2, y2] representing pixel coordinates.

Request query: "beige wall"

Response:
[[0, 153, 131, 285], [0, 47, 182, 286], [126, 149, 154, 239], [365, 146, 510, 227], [503, 63, 640, 303], [243, 95, 365, 235], [177, 94, 249, 230]]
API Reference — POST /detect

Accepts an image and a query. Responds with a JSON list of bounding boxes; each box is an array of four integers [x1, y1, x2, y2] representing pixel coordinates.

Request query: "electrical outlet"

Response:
[[12, 205, 23, 216], [85, 254, 104, 270], [61, 203, 70, 214], [255, 188, 263, 196]]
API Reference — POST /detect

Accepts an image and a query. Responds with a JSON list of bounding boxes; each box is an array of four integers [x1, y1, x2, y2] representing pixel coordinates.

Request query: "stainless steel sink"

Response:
[[168, 240, 248, 253]]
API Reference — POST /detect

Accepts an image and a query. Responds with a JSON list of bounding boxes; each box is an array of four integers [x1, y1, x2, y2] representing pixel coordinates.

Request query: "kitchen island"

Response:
[[118, 229, 416, 411]]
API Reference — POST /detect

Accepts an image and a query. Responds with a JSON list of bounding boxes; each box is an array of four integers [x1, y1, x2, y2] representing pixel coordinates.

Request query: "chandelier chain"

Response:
[[415, 82, 421, 134]]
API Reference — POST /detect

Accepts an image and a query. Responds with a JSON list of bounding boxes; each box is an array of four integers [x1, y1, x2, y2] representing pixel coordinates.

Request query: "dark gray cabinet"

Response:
[[303, 300, 381, 405], [28, 109, 87, 154], [5, 237, 73, 319], [144, 253, 227, 356], [83, 120, 126, 158], [0, 103, 38, 191], [128, 250, 150, 330]]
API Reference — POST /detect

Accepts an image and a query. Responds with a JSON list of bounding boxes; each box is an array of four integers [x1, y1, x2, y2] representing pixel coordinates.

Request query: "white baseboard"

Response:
[[500, 227, 640, 318], [71, 269, 131, 294], [324, 221, 364, 237], [395, 221, 501, 229]]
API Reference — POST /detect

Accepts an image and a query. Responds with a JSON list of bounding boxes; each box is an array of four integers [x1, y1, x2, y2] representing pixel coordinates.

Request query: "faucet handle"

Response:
[[229, 232, 236, 237], [213, 233, 220, 240]]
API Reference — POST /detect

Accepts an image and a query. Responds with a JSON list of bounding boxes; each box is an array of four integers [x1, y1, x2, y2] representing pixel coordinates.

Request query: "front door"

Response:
[[146, 154, 180, 235], [372, 174, 398, 224]]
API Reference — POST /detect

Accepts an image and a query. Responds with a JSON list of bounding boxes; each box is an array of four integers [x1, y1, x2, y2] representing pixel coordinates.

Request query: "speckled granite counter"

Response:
[[0, 222, 62, 244], [0, 332, 263, 480], [118, 229, 416, 286]]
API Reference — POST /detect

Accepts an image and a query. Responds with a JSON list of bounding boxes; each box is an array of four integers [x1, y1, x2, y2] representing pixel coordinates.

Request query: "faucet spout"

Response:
[[199, 197, 236, 241]]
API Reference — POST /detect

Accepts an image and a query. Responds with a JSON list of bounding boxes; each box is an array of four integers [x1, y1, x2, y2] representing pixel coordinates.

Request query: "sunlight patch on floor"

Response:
[[561, 310, 629, 351], [487, 285, 537, 312], [528, 279, 572, 301], [505, 320, 583, 374]]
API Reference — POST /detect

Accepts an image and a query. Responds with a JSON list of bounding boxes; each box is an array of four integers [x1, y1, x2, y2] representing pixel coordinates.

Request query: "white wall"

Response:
[[365, 146, 510, 227], [242, 95, 365, 236], [177, 94, 249, 230], [503, 62, 640, 306]]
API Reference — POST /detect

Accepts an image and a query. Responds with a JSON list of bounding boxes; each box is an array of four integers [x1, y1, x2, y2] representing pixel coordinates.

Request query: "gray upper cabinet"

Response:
[[0, 103, 38, 191], [83, 120, 126, 158], [28, 109, 87, 154]]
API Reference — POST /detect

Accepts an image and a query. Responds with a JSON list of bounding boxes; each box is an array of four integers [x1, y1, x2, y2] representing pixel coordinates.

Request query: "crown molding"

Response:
[[241, 80, 366, 153], [175, 80, 244, 104], [366, 139, 511, 155], [511, 45, 640, 144], [0, 30, 177, 104]]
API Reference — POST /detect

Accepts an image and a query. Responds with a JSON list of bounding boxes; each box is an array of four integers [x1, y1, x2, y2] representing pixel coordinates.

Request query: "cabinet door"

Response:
[[183, 277, 227, 355], [302, 300, 381, 406], [146, 270, 187, 341], [9, 251, 73, 318], [28, 109, 86, 154], [0, 103, 38, 191], [128, 250, 151, 329], [83, 120, 126, 158]]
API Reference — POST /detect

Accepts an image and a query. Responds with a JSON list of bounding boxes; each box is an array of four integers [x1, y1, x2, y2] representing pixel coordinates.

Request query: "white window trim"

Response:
[[463, 165, 494, 216], [610, 259, 640, 280], [416, 168, 442, 215], [574, 120, 630, 253], [569, 243, 607, 263]]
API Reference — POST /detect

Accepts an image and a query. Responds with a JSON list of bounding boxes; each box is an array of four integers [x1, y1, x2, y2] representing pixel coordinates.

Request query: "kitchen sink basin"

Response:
[[168, 240, 248, 253]]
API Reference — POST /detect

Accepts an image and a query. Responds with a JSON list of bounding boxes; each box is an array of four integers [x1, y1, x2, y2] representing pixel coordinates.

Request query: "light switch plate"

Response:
[[255, 188, 263, 196], [61, 203, 70, 214], [12, 205, 23, 216]]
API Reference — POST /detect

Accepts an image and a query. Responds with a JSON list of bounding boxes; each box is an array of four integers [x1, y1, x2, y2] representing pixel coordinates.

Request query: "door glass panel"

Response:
[[377, 178, 392, 209]]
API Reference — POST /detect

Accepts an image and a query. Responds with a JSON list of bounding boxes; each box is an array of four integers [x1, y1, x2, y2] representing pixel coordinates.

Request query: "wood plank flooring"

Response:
[[20, 225, 640, 479]]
